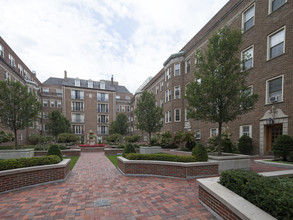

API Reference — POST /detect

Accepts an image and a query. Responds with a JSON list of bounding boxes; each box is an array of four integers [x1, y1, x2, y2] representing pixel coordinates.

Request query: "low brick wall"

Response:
[[197, 177, 275, 220], [78, 147, 105, 152], [0, 159, 71, 193], [117, 157, 218, 179], [34, 149, 81, 157]]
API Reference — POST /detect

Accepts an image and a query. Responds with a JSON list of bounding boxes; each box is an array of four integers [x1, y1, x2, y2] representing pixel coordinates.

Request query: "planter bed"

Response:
[[34, 149, 81, 157], [104, 148, 139, 156], [255, 159, 293, 169], [117, 156, 218, 179], [78, 146, 106, 152], [0, 159, 71, 193]]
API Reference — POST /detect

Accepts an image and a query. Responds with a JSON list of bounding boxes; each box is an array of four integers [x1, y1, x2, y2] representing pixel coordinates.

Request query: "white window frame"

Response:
[[174, 86, 181, 99], [241, 45, 254, 70], [165, 111, 172, 123], [156, 85, 159, 94], [75, 78, 80, 87], [43, 100, 48, 107], [72, 125, 84, 134], [50, 100, 55, 108], [121, 106, 125, 112], [0, 44, 4, 57], [98, 104, 109, 113], [267, 26, 286, 60], [160, 99, 164, 107], [71, 113, 85, 123], [100, 82, 105, 89], [174, 109, 181, 122], [97, 92, 109, 102], [57, 101, 62, 108], [165, 67, 171, 81], [195, 129, 201, 140], [56, 89, 62, 97], [268, 0, 287, 14], [71, 90, 84, 100], [210, 128, 219, 137], [88, 80, 93, 88], [174, 63, 180, 76], [165, 89, 171, 102], [185, 58, 191, 74], [185, 109, 190, 121], [18, 64, 23, 75], [72, 101, 84, 111], [43, 112, 48, 119], [160, 81, 164, 91], [265, 75, 284, 104], [8, 54, 16, 67], [98, 114, 109, 124], [117, 105, 120, 112], [43, 88, 49, 95], [98, 126, 109, 135], [242, 4, 255, 32], [239, 125, 252, 138]]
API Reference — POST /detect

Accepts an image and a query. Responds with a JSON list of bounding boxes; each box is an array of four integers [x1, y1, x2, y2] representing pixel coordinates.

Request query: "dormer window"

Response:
[[88, 80, 93, 88], [100, 81, 105, 89], [75, 78, 80, 87]]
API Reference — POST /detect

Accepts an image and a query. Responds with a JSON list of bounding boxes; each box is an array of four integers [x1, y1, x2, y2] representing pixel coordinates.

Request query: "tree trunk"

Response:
[[149, 132, 152, 146], [14, 129, 18, 150], [217, 122, 222, 156]]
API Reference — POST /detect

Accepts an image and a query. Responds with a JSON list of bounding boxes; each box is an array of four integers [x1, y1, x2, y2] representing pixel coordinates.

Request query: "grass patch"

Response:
[[64, 156, 80, 170], [106, 155, 118, 167], [268, 160, 293, 165]]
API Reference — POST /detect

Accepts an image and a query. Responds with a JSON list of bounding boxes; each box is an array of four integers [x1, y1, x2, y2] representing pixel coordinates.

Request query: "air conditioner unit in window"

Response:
[[269, 95, 281, 103]]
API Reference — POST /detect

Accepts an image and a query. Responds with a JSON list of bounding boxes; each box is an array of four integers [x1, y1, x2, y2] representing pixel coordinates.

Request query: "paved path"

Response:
[[0, 152, 216, 220]]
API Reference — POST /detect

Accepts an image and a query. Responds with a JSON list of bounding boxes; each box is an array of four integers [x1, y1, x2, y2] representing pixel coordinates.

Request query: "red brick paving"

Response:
[[0, 152, 289, 219]]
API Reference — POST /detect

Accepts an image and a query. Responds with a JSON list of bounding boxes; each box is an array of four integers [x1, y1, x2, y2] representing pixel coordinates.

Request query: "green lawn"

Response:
[[64, 156, 80, 170], [106, 155, 118, 167], [268, 160, 293, 165]]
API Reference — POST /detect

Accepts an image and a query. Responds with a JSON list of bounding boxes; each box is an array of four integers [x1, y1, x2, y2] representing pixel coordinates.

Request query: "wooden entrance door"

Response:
[[265, 124, 283, 154]]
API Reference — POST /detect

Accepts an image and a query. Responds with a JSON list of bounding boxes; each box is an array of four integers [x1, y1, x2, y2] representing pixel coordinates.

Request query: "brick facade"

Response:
[[133, 0, 293, 155]]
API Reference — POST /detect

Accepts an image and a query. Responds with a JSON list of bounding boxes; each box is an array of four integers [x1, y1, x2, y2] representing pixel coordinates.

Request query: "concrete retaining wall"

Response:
[[34, 149, 81, 157], [0, 149, 34, 159]]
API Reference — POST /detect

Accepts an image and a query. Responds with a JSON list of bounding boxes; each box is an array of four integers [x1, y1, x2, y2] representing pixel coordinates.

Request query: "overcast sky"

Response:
[[0, 0, 229, 93]]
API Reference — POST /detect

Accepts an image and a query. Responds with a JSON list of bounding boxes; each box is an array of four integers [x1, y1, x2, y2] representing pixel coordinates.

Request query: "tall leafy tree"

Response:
[[47, 110, 71, 140], [185, 26, 258, 155], [0, 80, 41, 149], [135, 91, 163, 144], [109, 113, 128, 136]]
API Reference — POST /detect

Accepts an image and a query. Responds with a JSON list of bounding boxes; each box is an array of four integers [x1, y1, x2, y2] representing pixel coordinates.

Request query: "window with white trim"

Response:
[[97, 93, 109, 102], [43, 88, 49, 95], [267, 27, 285, 60], [56, 89, 62, 97], [266, 75, 283, 104], [116, 95, 120, 101], [72, 125, 84, 134], [98, 126, 109, 135], [242, 4, 255, 32], [174, 109, 181, 122], [174, 86, 180, 99], [43, 100, 48, 107], [174, 63, 180, 76], [210, 128, 218, 137], [98, 114, 109, 124], [121, 106, 125, 112], [19, 134, 23, 141], [18, 64, 23, 75], [50, 100, 55, 108], [4, 72, 10, 81], [9, 54, 16, 67], [72, 113, 84, 123], [71, 90, 84, 100], [57, 101, 62, 108], [0, 44, 4, 57], [165, 111, 172, 123], [195, 129, 201, 140], [100, 81, 105, 89], [156, 85, 159, 94], [269, 0, 286, 14], [88, 80, 93, 88], [75, 78, 80, 87], [43, 112, 48, 119], [165, 89, 171, 102], [185, 109, 190, 121], [72, 102, 84, 111], [239, 125, 252, 138], [160, 81, 164, 91], [185, 58, 191, 73], [165, 67, 171, 81], [242, 46, 254, 70], [160, 99, 164, 107], [98, 104, 109, 113], [117, 105, 120, 112]]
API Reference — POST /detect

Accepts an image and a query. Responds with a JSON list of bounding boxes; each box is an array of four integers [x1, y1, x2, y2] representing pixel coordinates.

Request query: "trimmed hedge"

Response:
[[0, 155, 61, 171], [47, 145, 63, 159], [125, 153, 200, 162], [219, 170, 293, 220], [238, 135, 253, 155], [122, 143, 136, 157], [192, 143, 208, 161], [272, 135, 293, 161]]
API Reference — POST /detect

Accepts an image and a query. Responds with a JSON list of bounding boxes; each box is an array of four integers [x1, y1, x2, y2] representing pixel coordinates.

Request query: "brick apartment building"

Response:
[[134, 0, 293, 155], [0, 36, 133, 145]]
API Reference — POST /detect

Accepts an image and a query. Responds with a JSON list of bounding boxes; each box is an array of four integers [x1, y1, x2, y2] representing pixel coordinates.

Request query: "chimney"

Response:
[[64, 70, 67, 81], [111, 75, 114, 85]]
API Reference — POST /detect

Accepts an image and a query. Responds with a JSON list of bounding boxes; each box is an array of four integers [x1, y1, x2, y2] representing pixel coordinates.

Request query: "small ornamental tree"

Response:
[[135, 91, 163, 145], [185, 26, 258, 155], [272, 135, 293, 161], [0, 131, 14, 144], [238, 135, 253, 155], [47, 110, 71, 141], [0, 80, 41, 149], [109, 113, 129, 136]]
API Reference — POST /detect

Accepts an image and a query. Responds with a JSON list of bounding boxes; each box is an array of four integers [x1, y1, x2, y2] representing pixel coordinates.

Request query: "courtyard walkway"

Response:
[[0, 152, 289, 219]]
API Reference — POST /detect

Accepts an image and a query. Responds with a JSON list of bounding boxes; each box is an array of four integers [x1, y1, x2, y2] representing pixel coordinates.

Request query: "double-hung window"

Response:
[[9, 54, 15, 67], [165, 111, 171, 123], [165, 67, 171, 81], [174, 109, 181, 122], [72, 125, 84, 134], [71, 90, 84, 100], [185, 59, 191, 73], [97, 93, 109, 102], [174, 63, 180, 76], [50, 100, 55, 108], [242, 46, 254, 70], [72, 102, 84, 111], [266, 75, 283, 104], [98, 126, 109, 135], [98, 104, 109, 113], [98, 115, 109, 124], [240, 125, 252, 138], [210, 128, 218, 137], [268, 27, 285, 60], [242, 4, 255, 32], [43, 100, 48, 107], [174, 86, 180, 99], [0, 44, 4, 57], [160, 81, 164, 91], [195, 130, 201, 140], [165, 89, 171, 102], [72, 113, 84, 123], [75, 79, 80, 87], [269, 0, 286, 13]]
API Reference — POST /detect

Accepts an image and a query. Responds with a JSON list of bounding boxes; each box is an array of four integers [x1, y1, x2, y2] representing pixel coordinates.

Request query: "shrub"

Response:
[[208, 130, 237, 153], [185, 141, 196, 151], [78, 144, 106, 147], [117, 143, 125, 148], [28, 134, 40, 145], [105, 133, 123, 143], [125, 135, 141, 143], [192, 143, 208, 161], [122, 143, 136, 157], [39, 135, 54, 144], [272, 135, 293, 161], [238, 135, 253, 155], [0, 155, 61, 171], [220, 170, 293, 219], [158, 131, 172, 148], [172, 131, 185, 146], [125, 153, 198, 162], [150, 137, 159, 146], [47, 144, 63, 159], [58, 133, 80, 143]]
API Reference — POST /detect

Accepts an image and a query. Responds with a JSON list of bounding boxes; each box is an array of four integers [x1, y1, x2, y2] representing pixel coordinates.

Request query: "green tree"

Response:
[[109, 113, 129, 136], [135, 91, 163, 144], [185, 26, 258, 155], [47, 110, 71, 141], [0, 130, 14, 144], [0, 80, 41, 149]]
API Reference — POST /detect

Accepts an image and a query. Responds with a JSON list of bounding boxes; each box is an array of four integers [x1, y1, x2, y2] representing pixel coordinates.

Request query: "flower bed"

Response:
[[78, 144, 106, 147]]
